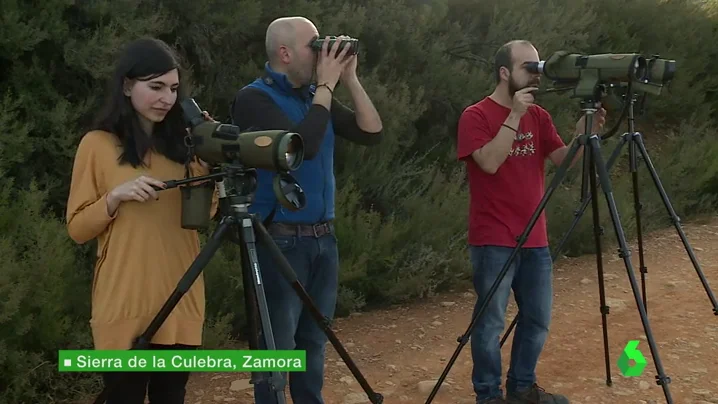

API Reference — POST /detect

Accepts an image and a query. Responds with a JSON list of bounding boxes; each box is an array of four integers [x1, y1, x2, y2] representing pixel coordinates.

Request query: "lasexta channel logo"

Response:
[[617, 340, 647, 377]]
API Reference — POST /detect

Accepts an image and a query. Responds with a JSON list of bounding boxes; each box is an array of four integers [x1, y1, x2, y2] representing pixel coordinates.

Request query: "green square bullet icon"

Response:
[[64, 359, 72, 367]]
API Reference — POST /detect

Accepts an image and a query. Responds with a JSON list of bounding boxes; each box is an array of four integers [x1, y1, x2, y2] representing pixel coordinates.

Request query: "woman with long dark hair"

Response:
[[66, 37, 218, 403]]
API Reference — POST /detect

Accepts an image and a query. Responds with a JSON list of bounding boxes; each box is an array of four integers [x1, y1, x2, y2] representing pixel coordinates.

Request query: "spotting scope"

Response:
[[180, 98, 304, 172], [526, 51, 676, 98]]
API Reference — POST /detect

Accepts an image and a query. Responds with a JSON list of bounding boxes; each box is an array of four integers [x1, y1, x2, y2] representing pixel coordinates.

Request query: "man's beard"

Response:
[[508, 77, 520, 98], [508, 75, 540, 97]]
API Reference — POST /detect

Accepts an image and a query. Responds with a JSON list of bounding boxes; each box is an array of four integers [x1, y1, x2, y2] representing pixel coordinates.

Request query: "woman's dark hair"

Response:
[[92, 37, 189, 167]]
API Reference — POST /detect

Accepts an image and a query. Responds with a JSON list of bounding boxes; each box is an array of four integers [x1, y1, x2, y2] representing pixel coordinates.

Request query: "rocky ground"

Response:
[[79, 219, 718, 404]]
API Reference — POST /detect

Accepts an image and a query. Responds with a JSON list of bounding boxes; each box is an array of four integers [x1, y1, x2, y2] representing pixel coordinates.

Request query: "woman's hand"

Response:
[[197, 158, 210, 170], [202, 110, 216, 122], [106, 175, 166, 216]]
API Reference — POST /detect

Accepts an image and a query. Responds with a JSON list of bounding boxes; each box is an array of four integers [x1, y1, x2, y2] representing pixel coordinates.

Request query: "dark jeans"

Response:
[[252, 231, 340, 404], [101, 343, 196, 404], [469, 245, 554, 401]]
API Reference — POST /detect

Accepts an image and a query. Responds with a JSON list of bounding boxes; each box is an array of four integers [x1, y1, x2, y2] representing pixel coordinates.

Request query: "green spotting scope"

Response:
[[175, 98, 307, 229], [180, 98, 304, 172], [310, 36, 360, 55], [526, 51, 676, 99]]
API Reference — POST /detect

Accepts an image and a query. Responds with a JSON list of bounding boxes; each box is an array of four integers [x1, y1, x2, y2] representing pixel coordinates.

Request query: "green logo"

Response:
[[617, 340, 647, 377]]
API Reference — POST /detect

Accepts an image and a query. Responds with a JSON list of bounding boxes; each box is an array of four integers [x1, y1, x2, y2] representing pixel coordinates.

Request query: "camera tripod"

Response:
[[92, 165, 384, 404], [496, 89, 718, 384], [424, 92, 707, 404]]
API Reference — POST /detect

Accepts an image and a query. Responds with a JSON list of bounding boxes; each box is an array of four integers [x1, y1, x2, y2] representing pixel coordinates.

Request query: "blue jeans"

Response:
[[252, 231, 339, 404], [469, 245, 554, 401]]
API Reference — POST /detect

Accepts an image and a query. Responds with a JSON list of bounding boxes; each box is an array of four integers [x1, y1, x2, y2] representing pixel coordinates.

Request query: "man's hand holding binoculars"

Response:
[[315, 35, 354, 93]]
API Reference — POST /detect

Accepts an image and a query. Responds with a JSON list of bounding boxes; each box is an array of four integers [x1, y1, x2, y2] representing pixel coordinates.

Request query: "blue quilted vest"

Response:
[[240, 62, 336, 224]]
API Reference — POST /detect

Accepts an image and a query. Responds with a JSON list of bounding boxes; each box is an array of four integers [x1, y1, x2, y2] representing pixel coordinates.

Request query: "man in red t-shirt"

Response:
[[456, 40, 606, 404]]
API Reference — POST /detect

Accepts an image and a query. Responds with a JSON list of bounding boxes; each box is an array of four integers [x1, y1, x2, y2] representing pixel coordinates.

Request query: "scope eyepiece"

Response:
[[180, 98, 206, 129], [283, 132, 303, 171], [525, 61, 545, 75], [631, 55, 648, 82]]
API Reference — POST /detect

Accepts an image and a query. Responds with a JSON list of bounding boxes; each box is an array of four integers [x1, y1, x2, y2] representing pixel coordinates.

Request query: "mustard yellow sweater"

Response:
[[66, 130, 219, 350]]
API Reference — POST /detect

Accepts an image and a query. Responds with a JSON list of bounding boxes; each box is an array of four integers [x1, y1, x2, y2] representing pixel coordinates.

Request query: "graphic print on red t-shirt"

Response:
[[456, 96, 566, 248]]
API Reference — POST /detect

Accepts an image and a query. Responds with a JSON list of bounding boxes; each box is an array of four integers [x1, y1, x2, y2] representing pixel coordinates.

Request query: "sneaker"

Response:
[[506, 384, 569, 403]]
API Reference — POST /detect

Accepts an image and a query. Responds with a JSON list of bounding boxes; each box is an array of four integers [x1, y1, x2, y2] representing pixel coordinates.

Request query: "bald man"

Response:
[[230, 16, 383, 404]]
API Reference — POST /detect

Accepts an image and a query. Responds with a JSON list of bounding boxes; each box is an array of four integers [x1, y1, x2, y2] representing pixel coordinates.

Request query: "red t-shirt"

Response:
[[456, 96, 566, 248]]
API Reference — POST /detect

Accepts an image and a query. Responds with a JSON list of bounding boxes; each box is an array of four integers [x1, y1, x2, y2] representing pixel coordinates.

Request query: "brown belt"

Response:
[[268, 222, 334, 238]]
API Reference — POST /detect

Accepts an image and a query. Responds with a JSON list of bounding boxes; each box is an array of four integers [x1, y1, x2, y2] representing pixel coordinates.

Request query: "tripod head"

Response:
[[213, 162, 306, 215], [154, 162, 306, 230]]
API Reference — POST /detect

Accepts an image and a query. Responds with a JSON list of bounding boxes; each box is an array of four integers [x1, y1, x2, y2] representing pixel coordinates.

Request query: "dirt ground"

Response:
[[125, 219, 718, 403]]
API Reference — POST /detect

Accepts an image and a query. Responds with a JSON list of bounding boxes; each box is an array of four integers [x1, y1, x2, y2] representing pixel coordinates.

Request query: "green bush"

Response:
[[2, 0, 718, 401], [0, 175, 96, 403]]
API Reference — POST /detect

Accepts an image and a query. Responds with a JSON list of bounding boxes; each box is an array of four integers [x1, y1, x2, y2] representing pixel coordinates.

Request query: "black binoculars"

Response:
[[310, 36, 359, 55]]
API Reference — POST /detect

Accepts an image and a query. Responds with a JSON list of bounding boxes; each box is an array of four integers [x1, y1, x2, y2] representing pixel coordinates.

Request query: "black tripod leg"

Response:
[[588, 135, 674, 403], [92, 216, 235, 404], [499, 316, 518, 347], [633, 133, 718, 314], [581, 135, 592, 202], [500, 133, 630, 348], [553, 133, 631, 261], [425, 137, 584, 404], [250, 216, 384, 404], [240, 217, 287, 404], [629, 134, 649, 312], [587, 143, 612, 387], [240, 233, 263, 386]]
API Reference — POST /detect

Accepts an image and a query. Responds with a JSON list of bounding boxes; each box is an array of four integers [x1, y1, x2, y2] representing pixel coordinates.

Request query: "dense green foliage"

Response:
[[2, 0, 718, 401]]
